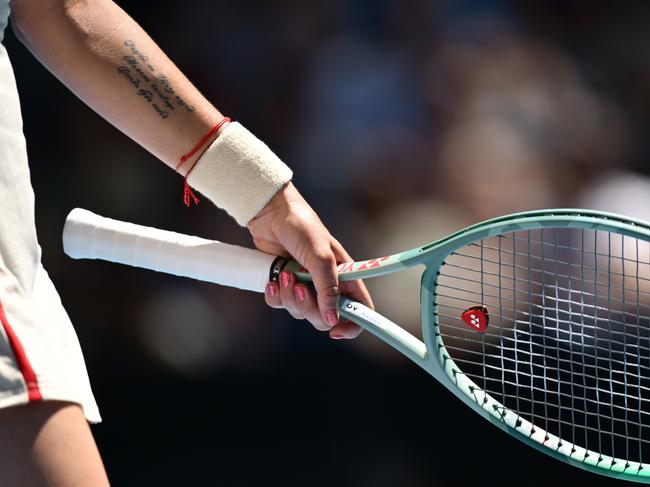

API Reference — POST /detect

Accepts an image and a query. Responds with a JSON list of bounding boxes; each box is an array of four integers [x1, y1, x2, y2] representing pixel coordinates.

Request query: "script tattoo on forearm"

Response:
[[116, 40, 196, 119], [155, 74, 195, 112]]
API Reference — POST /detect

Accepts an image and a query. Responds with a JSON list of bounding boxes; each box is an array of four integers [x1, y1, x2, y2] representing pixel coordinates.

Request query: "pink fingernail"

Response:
[[280, 272, 290, 288], [266, 283, 277, 297], [331, 334, 346, 340], [294, 286, 305, 303], [326, 309, 339, 326]]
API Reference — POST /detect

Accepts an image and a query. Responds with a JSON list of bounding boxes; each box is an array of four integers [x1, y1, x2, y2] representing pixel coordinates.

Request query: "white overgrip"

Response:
[[62, 208, 276, 293]]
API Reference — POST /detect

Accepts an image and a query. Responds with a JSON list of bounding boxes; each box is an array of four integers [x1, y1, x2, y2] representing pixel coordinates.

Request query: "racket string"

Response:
[[444, 259, 650, 300], [435, 227, 650, 466], [436, 306, 650, 359]]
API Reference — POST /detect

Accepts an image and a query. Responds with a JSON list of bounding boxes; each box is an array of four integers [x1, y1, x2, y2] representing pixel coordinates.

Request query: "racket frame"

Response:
[[313, 209, 650, 482], [63, 207, 650, 481]]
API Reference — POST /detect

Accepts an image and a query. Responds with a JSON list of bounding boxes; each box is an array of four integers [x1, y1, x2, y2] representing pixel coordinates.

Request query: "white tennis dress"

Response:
[[0, 3, 100, 422]]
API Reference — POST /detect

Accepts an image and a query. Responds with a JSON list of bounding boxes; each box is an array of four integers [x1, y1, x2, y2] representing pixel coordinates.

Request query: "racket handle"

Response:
[[62, 208, 278, 293]]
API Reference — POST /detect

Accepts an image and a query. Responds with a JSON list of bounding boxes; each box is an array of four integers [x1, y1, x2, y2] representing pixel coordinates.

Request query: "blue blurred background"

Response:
[[5, 0, 650, 485]]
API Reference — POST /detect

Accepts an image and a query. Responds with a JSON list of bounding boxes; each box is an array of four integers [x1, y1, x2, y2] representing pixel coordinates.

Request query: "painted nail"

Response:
[[266, 283, 277, 297], [280, 272, 290, 288], [294, 286, 305, 303], [326, 309, 339, 326], [331, 334, 346, 340]]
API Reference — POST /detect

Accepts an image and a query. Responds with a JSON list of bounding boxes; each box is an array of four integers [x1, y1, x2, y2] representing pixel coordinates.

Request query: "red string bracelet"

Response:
[[176, 117, 231, 207]]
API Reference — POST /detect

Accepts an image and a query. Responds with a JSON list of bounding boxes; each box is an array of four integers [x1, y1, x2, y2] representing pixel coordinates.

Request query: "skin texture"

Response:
[[0, 401, 110, 486], [4, 1, 374, 485], [248, 182, 372, 339], [10, 0, 373, 335]]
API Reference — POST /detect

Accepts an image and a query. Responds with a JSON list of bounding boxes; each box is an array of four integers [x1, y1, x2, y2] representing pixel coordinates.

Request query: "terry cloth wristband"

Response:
[[186, 122, 293, 226]]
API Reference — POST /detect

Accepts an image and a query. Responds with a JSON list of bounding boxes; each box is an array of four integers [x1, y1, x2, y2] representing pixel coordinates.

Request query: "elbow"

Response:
[[9, 0, 48, 47], [10, 16, 28, 46], [9, 0, 71, 47]]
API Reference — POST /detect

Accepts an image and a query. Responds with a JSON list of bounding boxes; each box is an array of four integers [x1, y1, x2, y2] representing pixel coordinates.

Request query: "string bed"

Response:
[[435, 227, 650, 466]]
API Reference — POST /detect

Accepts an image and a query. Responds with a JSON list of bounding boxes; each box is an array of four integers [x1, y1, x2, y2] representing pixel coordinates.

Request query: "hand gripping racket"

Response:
[[63, 207, 650, 482]]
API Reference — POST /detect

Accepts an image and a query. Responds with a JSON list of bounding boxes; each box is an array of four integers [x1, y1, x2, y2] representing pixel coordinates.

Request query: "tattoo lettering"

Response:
[[175, 96, 195, 113], [152, 104, 170, 119], [157, 74, 196, 113], [117, 66, 140, 87], [137, 89, 154, 102], [123, 55, 151, 83], [157, 74, 174, 93], [118, 39, 193, 119], [136, 89, 170, 118], [151, 84, 175, 110], [124, 40, 148, 63]]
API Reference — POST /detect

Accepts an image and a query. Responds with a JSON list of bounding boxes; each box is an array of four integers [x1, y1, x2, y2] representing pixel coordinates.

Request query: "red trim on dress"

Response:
[[0, 302, 42, 401]]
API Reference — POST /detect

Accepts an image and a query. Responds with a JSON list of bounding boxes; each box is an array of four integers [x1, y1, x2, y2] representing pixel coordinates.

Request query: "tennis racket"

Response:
[[63, 207, 650, 482]]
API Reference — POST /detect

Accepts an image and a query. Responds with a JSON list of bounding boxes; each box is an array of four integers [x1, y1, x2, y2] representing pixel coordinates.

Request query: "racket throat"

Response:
[[340, 298, 428, 364]]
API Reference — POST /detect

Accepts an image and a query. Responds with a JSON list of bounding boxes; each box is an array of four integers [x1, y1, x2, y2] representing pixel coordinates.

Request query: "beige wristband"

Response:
[[187, 122, 293, 226]]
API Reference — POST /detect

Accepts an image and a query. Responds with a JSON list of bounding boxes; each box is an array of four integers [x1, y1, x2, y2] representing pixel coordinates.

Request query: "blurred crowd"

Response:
[[4, 0, 650, 485]]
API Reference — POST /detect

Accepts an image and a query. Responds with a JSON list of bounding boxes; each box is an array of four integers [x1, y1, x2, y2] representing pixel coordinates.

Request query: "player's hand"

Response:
[[247, 182, 373, 339]]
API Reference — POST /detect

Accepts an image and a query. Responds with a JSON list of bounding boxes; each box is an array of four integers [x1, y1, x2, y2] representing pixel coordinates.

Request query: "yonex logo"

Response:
[[461, 306, 489, 332], [468, 314, 480, 328]]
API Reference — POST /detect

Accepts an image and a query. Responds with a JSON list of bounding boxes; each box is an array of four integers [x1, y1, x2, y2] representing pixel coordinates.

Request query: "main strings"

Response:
[[436, 228, 650, 466]]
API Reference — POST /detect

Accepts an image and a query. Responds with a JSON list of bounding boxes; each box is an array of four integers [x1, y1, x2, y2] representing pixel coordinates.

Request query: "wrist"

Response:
[[176, 117, 231, 177], [249, 182, 298, 222], [186, 121, 293, 226]]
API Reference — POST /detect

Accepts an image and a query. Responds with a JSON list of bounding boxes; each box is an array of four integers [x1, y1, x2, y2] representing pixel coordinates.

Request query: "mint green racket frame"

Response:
[[291, 209, 650, 483]]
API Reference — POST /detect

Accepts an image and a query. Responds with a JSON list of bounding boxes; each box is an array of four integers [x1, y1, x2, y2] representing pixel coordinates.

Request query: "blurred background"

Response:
[[5, 0, 650, 485]]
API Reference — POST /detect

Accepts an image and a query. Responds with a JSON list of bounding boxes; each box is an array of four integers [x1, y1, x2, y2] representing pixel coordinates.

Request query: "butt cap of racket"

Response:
[[63, 208, 104, 259]]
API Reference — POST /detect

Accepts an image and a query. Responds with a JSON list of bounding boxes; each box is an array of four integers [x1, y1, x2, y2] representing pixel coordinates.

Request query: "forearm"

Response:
[[9, 1, 366, 333], [10, 0, 222, 171]]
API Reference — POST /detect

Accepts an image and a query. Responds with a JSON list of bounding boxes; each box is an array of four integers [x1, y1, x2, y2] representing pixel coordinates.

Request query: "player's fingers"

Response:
[[328, 240, 372, 338], [278, 271, 305, 320], [331, 238, 374, 311], [340, 278, 374, 311], [264, 281, 282, 309], [330, 237, 353, 262], [293, 283, 330, 331], [305, 249, 340, 328], [329, 320, 363, 340], [328, 280, 366, 339]]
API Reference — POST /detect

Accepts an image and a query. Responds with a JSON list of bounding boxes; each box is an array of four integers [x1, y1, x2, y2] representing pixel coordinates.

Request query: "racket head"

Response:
[[418, 209, 650, 482]]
